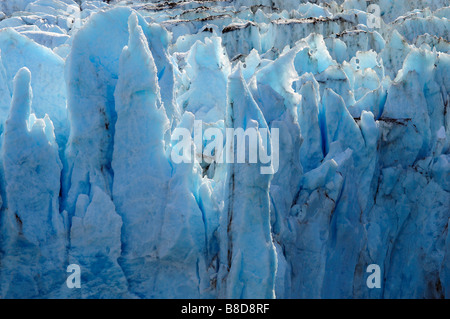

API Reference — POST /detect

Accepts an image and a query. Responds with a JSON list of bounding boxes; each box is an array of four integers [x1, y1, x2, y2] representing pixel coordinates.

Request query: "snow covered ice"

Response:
[[0, 0, 448, 299]]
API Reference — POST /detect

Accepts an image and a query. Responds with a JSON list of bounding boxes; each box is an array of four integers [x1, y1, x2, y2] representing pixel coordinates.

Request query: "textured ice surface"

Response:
[[0, 0, 449, 299]]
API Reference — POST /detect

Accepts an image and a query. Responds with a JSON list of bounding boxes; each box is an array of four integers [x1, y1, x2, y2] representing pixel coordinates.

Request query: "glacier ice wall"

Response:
[[0, 0, 449, 299]]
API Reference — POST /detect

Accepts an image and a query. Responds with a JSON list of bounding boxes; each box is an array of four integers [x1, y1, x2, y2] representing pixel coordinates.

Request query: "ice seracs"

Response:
[[0, 67, 66, 298], [218, 65, 276, 299], [0, 0, 448, 299]]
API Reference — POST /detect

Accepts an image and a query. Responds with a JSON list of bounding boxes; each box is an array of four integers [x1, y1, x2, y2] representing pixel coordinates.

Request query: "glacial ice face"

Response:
[[178, 36, 230, 123], [218, 65, 276, 299], [0, 67, 66, 298], [68, 186, 128, 298], [0, 28, 67, 149], [0, 0, 449, 299]]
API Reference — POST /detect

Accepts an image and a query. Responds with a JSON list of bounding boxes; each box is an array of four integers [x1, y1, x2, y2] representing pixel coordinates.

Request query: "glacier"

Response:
[[0, 0, 448, 299]]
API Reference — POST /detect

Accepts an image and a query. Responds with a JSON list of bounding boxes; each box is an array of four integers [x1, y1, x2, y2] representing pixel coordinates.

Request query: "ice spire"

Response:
[[1, 67, 66, 298], [218, 64, 276, 299], [111, 12, 173, 297]]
